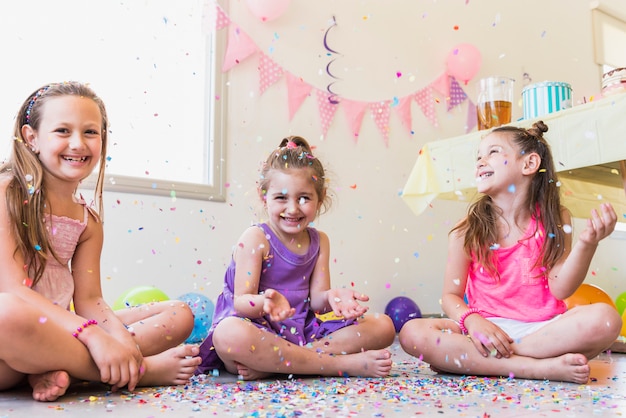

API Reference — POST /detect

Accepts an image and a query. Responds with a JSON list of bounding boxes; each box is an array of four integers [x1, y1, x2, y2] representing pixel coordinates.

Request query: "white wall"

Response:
[[95, 0, 626, 315]]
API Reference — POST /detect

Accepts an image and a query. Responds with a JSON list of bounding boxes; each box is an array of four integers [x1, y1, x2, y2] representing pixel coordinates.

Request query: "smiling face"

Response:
[[22, 95, 103, 188], [263, 168, 323, 240], [475, 132, 524, 196]]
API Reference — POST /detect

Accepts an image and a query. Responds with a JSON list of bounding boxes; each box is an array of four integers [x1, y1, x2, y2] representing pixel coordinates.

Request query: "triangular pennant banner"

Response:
[[285, 72, 313, 120], [447, 77, 468, 111], [342, 99, 369, 141], [215, 4, 230, 30], [431, 73, 450, 98], [259, 53, 284, 95], [415, 87, 438, 127], [316, 90, 340, 136], [370, 100, 391, 146], [222, 24, 258, 72], [394, 95, 414, 136]]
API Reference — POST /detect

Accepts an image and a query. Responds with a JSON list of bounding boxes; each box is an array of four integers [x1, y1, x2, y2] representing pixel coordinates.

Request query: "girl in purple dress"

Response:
[[198, 136, 396, 379]]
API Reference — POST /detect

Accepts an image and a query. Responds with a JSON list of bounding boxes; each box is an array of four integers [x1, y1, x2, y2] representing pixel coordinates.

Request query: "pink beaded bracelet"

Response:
[[458, 308, 482, 334], [72, 319, 98, 338]]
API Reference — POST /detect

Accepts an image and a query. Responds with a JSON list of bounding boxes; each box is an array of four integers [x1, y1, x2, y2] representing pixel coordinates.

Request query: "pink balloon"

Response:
[[446, 43, 482, 84], [246, 0, 291, 22]]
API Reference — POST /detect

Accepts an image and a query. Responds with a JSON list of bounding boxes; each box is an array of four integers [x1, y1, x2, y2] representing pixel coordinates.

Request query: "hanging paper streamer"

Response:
[[324, 16, 340, 105]]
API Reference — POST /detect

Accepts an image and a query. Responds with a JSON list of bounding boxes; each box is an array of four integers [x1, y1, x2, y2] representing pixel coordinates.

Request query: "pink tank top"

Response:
[[465, 216, 567, 321]]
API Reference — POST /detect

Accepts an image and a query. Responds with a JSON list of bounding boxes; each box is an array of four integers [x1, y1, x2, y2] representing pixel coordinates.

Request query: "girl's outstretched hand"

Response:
[[328, 288, 369, 319], [263, 288, 296, 322], [578, 203, 617, 245]]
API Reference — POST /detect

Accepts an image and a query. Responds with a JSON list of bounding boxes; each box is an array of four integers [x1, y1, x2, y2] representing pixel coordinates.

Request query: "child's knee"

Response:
[[212, 317, 250, 350]]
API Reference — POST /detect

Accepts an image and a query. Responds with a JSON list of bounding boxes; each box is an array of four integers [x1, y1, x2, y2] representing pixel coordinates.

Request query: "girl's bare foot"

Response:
[[532, 353, 590, 384], [235, 362, 273, 380], [140, 345, 202, 386], [28, 370, 71, 402], [336, 349, 392, 378]]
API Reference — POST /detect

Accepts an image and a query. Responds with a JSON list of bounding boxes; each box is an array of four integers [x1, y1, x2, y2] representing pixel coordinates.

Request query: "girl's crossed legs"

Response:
[[399, 303, 621, 384], [212, 313, 396, 380], [0, 294, 201, 401]]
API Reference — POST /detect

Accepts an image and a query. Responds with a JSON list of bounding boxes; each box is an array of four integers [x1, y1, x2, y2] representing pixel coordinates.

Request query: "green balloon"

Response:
[[112, 286, 169, 310], [616, 291, 626, 316]]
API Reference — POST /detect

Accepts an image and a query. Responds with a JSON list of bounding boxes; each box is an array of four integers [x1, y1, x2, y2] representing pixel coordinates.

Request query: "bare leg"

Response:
[[309, 314, 396, 355], [0, 294, 103, 401], [212, 317, 393, 380], [513, 304, 621, 359], [115, 300, 195, 356], [397, 312, 619, 384], [0, 294, 199, 402]]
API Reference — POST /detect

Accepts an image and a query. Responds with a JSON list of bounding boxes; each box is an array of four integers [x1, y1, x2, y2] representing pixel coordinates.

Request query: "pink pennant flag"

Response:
[[447, 77, 468, 111], [342, 99, 369, 141], [222, 24, 258, 72], [259, 53, 284, 95], [285, 72, 312, 120], [415, 87, 438, 127], [393, 95, 414, 136], [431, 73, 450, 98], [215, 4, 230, 30], [370, 101, 391, 146], [316, 90, 340, 137], [465, 98, 478, 133]]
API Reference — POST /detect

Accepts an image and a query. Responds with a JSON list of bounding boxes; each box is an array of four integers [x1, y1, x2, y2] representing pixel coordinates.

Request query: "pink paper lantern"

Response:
[[245, 0, 291, 22], [446, 43, 482, 84]]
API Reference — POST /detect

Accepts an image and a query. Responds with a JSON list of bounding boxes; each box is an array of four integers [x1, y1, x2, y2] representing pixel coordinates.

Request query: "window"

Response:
[[0, 0, 226, 201], [592, 2, 626, 68]]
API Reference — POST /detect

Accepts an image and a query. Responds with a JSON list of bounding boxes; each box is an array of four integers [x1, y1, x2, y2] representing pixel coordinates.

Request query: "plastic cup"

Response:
[[476, 76, 514, 130]]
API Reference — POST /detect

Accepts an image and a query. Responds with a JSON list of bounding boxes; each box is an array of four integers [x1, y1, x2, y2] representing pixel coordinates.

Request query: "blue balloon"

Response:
[[179, 292, 215, 344], [384, 296, 422, 333]]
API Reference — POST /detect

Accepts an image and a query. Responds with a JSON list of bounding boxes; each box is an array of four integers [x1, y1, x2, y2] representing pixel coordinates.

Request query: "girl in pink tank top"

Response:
[[400, 121, 621, 384]]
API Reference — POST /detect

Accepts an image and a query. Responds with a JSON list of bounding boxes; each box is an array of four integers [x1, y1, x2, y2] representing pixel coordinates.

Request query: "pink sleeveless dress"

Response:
[[32, 205, 89, 310]]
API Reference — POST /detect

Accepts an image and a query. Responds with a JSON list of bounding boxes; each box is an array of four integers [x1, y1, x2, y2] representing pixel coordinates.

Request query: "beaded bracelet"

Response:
[[72, 319, 98, 338], [458, 308, 482, 334]]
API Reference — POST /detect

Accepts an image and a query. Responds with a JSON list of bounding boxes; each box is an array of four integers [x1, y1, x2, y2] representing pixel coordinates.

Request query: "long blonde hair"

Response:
[[452, 121, 564, 279], [2, 81, 108, 286]]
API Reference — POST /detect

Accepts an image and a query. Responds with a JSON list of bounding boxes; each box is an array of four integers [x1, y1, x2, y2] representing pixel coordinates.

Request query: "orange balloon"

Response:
[[564, 283, 618, 311]]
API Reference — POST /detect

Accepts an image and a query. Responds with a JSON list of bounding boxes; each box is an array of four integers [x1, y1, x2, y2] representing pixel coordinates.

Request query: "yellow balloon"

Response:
[[564, 283, 618, 311], [621, 310, 626, 338]]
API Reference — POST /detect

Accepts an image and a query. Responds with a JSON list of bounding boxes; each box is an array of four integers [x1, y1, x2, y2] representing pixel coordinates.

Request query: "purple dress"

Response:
[[196, 223, 355, 374]]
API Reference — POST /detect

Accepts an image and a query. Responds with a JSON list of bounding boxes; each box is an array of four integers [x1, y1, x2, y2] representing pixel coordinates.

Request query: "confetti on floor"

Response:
[[1, 344, 624, 417]]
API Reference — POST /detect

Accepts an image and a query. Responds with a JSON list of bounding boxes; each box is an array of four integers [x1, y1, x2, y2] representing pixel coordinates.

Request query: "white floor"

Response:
[[1, 340, 625, 417]]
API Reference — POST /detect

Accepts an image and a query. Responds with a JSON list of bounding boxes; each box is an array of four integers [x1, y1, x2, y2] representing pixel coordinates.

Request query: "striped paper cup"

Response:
[[522, 81, 572, 120]]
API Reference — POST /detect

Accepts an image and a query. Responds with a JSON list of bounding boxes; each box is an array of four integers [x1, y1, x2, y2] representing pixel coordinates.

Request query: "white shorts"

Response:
[[484, 316, 561, 341]]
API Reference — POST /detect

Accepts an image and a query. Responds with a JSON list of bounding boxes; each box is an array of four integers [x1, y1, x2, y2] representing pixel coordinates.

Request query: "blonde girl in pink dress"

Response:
[[0, 82, 201, 402]]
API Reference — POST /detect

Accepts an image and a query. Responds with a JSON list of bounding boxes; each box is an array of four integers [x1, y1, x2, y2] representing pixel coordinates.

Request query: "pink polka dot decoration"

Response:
[[316, 90, 340, 136], [259, 52, 284, 95]]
